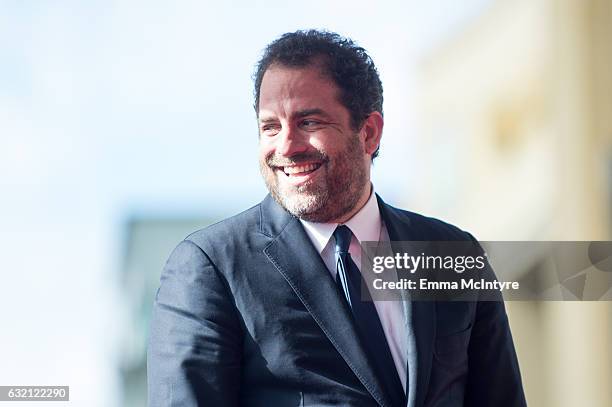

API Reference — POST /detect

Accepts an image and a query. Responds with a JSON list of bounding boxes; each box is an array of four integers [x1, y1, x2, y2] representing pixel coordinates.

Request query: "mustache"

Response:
[[266, 151, 328, 167]]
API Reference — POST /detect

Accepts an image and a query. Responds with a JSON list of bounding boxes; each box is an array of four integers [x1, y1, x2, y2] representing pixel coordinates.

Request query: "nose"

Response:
[[275, 123, 308, 157]]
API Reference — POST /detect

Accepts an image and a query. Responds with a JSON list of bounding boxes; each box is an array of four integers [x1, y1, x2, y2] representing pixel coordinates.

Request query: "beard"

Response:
[[259, 134, 368, 223]]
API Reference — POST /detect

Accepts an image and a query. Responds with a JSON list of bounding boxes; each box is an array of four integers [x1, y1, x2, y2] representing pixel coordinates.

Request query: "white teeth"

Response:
[[283, 163, 319, 175]]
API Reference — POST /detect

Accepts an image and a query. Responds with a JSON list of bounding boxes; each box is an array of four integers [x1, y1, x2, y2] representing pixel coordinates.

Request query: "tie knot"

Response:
[[333, 225, 353, 254]]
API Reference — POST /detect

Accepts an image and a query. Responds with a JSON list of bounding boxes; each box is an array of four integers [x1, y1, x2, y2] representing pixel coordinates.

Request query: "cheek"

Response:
[[258, 142, 273, 162], [308, 133, 337, 153], [324, 136, 358, 156]]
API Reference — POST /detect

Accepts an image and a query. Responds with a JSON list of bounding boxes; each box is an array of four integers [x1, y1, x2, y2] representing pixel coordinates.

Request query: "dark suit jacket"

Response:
[[147, 194, 527, 407]]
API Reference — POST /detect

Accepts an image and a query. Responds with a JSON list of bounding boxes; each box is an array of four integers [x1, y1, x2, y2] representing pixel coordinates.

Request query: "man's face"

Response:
[[258, 64, 372, 223]]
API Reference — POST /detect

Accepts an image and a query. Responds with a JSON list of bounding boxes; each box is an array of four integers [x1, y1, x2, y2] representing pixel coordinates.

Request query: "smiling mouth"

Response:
[[278, 162, 323, 177]]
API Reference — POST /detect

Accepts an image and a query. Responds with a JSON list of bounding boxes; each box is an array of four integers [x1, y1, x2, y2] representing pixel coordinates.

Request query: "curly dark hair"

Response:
[[253, 29, 383, 159]]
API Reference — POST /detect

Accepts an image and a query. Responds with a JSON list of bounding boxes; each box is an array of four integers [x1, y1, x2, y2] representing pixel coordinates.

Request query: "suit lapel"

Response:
[[260, 195, 393, 407], [377, 195, 435, 407]]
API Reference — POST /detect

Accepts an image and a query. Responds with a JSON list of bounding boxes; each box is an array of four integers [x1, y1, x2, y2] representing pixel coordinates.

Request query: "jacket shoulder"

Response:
[[184, 202, 262, 250], [388, 204, 475, 241]]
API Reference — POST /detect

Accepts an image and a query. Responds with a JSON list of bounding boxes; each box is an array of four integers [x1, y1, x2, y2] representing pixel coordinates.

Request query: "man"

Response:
[[147, 30, 527, 407]]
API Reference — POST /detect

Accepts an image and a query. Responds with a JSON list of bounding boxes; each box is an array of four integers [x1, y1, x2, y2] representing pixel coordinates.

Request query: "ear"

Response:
[[360, 112, 384, 156]]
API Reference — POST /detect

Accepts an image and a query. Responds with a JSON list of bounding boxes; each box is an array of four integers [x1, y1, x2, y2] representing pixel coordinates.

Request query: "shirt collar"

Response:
[[300, 186, 382, 255]]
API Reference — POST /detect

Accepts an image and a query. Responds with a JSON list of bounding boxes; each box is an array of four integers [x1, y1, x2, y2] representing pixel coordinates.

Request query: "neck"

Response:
[[331, 183, 372, 225]]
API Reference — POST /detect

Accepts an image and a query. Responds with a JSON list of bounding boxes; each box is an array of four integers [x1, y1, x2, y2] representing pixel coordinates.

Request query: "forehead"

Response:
[[258, 64, 344, 119]]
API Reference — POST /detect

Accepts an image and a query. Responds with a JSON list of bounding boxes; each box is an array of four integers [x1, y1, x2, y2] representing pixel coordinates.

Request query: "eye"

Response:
[[260, 124, 280, 136], [300, 119, 322, 129]]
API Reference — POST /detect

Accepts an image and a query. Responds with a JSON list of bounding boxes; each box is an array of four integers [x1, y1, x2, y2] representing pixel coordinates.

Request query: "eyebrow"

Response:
[[258, 108, 331, 124], [294, 108, 328, 119], [258, 115, 277, 124]]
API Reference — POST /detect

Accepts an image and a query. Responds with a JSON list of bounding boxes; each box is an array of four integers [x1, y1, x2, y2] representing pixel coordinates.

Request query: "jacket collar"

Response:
[[260, 193, 434, 407], [377, 195, 435, 407]]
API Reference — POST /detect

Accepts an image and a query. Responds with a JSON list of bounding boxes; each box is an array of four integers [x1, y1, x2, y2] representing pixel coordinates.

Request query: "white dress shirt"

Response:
[[300, 188, 408, 391]]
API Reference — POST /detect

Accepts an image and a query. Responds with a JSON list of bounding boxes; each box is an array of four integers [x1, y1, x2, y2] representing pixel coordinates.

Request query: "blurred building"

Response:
[[412, 0, 612, 405], [119, 217, 213, 407]]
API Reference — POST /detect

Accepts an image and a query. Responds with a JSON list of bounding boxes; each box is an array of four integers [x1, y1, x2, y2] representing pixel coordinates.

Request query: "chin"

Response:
[[281, 194, 326, 218]]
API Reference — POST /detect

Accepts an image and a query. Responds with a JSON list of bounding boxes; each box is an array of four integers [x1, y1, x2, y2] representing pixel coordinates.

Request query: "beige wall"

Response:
[[411, 0, 612, 405]]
